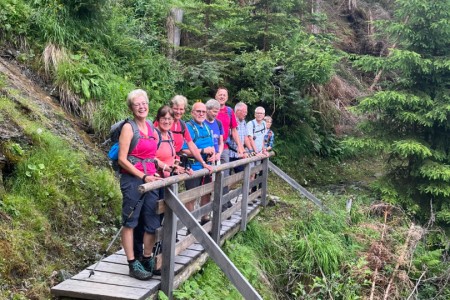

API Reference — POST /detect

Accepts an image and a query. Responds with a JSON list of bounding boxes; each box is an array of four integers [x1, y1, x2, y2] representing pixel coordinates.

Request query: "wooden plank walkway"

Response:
[[51, 198, 262, 300]]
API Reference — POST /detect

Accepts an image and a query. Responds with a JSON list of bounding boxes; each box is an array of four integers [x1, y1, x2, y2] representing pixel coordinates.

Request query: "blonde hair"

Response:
[[127, 89, 149, 109]]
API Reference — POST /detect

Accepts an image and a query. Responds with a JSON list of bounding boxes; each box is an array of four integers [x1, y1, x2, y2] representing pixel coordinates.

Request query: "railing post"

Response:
[[260, 158, 269, 206], [211, 171, 223, 243], [240, 163, 250, 231], [161, 184, 178, 299]]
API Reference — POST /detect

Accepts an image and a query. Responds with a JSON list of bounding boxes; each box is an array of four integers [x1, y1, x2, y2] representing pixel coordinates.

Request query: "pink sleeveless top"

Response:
[[127, 123, 158, 175]]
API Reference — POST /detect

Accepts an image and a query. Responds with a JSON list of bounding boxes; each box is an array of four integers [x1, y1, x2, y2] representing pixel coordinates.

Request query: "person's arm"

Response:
[[187, 140, 213, 173], [243, 135, 254, 155], [231, 127, 245, 157], [217, 134, 224, 161]]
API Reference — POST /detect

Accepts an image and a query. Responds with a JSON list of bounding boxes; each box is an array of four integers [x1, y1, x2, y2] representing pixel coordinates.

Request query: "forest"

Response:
[[0, 0, 449, 299]]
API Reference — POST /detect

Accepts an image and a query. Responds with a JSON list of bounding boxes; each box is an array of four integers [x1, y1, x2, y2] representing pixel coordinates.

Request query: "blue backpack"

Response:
[[107, 118, 155, 171]]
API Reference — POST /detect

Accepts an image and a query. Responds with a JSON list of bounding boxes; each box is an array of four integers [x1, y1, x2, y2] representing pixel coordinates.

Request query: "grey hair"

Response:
[[264, 115, 272, 122], [234, 102, 247, 112], [170, 95, 188, 108], [255, 106, 265, 113], [127, 89, 149, 109], [205, 99, 220, 110]]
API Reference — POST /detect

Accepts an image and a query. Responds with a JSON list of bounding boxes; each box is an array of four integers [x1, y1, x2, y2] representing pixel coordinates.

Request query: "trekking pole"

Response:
[[89, 192, 145, 277]]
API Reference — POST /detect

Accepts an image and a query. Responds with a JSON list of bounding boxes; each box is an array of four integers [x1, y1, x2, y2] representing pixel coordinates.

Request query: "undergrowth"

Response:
[[0, 94, 121, 299], [174, 171, 449, 299]]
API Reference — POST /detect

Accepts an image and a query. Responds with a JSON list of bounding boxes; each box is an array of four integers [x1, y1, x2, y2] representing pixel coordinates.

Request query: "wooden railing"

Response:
[[138, 153, 274, 299]]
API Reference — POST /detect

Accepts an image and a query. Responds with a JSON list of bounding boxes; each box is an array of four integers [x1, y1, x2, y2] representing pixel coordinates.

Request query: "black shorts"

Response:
[[120, 173, 161, 233]]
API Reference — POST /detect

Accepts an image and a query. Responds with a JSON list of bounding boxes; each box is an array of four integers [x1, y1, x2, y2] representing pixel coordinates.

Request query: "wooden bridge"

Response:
[[51, 154, 273, 299]]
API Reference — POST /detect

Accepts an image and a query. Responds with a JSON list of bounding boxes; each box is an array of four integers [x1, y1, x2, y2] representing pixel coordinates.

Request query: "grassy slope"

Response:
[[0, 62, 122, 299]]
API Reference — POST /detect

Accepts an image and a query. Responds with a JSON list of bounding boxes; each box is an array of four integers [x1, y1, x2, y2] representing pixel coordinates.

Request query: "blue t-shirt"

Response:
[[204, 119, 223, 153], [182, 120, 214, 171]]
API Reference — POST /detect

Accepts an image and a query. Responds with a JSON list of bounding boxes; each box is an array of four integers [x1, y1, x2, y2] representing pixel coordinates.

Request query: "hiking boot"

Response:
[[141, 256, 155, 273], [129, 260, 153, 280]]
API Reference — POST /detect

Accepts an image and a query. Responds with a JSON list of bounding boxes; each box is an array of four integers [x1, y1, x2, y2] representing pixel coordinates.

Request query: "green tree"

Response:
[[348, 0, 450, 223]]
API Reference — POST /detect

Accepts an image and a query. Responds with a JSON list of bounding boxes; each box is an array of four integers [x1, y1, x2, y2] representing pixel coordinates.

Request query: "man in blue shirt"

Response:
[[182, 102, 215, 222]]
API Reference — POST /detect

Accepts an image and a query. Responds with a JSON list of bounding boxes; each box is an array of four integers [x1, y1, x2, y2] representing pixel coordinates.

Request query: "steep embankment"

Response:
[[0, 56, 121, 299]]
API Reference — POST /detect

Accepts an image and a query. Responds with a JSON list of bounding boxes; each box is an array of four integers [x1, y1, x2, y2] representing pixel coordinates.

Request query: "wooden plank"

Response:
[[102, 254, 127, 265], [178, 248, 202, 259], [188, 243, 204, 252], [72, 270, 160, 291], [51, 279, 152, 300], [87, 261, 130, 275], [223, 171, 244, 186], [174, 255, 192, 265]]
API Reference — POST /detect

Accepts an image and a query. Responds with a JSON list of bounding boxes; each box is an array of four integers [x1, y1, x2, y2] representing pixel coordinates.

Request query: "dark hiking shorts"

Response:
[[120, 173, 160, 233]]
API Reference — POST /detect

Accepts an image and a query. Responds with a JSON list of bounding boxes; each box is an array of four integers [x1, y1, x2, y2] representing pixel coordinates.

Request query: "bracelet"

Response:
[[142, 175, 148, 183]]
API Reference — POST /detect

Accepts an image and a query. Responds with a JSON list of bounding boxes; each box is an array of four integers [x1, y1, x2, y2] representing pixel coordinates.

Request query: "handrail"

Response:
[[138, 152, 275, 193], [268, 161, 334, 214]]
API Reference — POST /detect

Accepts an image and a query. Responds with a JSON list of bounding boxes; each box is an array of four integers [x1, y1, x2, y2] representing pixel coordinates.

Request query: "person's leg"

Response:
[[221, 149, 231, 210], [184, 177, 200, 211], [140, 189, 161, 274], [230, 157, 245, 174], [133, 217, 144, 260], [199, 175, 212, 224], [120, 174, 153, 280]]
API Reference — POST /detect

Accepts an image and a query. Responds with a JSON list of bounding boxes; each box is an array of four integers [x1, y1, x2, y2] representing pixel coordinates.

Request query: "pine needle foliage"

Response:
[[348, 0, 450, 224]]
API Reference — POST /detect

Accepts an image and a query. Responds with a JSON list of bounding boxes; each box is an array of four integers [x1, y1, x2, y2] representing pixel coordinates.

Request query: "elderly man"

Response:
[[247, 106, 268, 155], [247, 106, 269, 194], [229, 102, 253, 173], [182, 102, 216, 222]]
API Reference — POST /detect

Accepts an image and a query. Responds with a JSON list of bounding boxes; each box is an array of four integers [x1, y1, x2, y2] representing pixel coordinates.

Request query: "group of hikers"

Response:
[[116, 87, 275, 280]]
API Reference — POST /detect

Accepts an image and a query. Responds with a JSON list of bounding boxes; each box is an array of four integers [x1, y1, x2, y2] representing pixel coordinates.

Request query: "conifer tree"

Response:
[[349, 0, 450, 223]]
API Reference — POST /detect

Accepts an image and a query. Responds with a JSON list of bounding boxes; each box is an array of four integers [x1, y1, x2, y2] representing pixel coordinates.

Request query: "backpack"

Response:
[[186, 120, 212, 143], [171, 119, 186, 136], [107, 118, 155, 171], [154, 128, 175, 156], [251, 120, 266, 139]]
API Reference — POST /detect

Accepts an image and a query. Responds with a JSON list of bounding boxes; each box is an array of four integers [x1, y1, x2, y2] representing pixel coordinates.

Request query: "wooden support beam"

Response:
[[165, 188, 263, 300]]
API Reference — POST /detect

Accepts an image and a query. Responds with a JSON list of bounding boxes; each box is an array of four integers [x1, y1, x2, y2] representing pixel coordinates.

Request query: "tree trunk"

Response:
[[310, 0, 321, 34], [166, 8, 184, 59]]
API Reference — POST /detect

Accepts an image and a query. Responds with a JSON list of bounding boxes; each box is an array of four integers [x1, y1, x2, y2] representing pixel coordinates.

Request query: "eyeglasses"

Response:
[[160, 117, 174, 122], [255, 112, 265, 115], [194, 110, 206, 114], [132, 102, 149, 108]]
